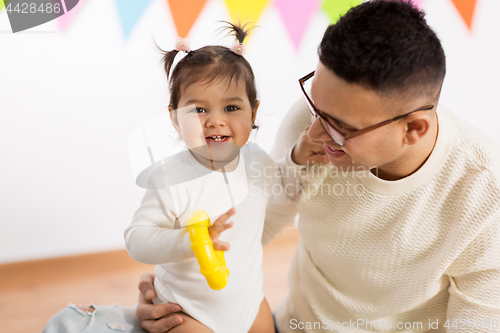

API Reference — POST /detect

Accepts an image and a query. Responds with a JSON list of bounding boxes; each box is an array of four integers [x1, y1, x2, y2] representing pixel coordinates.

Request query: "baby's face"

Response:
[[171, 78, 257, 168]]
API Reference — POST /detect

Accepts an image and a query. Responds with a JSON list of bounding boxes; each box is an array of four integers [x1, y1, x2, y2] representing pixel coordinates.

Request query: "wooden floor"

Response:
[[0, 227, 299, 333]]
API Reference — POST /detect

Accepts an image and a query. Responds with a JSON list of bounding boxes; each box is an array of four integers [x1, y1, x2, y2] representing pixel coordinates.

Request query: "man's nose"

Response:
[[308, 117, 330, 142]]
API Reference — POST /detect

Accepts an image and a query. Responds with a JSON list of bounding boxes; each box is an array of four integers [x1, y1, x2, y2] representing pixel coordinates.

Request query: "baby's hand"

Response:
[[292, 125, 329, 165], [208, 207, 235, 251]]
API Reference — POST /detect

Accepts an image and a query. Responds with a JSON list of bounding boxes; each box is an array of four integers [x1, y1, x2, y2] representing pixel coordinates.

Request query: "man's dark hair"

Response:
[[319, 0, 446, 95]]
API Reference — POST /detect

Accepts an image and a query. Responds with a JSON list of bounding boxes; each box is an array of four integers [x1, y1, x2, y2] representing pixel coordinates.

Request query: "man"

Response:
[[44, 1, 500, 332], [135, 1, 500, 332]]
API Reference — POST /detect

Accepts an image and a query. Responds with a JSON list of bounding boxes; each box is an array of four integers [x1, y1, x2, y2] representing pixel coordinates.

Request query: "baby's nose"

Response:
[[207, 111, 226, 126]]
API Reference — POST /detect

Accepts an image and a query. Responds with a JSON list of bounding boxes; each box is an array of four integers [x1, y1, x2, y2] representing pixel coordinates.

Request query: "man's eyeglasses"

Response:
[[298, 71, 434, 147]]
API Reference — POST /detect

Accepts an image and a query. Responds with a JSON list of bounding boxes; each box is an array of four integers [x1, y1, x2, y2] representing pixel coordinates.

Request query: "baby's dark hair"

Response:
[[319, 0, 446, 96], [160, 22, 258, 129]]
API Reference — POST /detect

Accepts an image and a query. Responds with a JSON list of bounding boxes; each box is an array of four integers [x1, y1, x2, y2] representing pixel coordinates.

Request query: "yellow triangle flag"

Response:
[[224, 0, 270, 29], [450, 0, 477, 30]]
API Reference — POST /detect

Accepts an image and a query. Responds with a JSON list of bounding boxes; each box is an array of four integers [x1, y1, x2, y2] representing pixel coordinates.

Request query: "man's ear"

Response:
[[403, 114, 433, 145], [251, 100, 260, 125], [169, 105, 181, 135]]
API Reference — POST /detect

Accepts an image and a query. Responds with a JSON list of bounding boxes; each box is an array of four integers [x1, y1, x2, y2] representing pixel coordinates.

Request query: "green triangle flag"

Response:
[[322, 0, 361, 23], [1, 1, 5, 12]]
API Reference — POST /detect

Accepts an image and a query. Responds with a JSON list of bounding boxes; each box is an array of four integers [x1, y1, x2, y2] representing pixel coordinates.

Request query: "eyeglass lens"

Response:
[[303, 92, 345, 147]]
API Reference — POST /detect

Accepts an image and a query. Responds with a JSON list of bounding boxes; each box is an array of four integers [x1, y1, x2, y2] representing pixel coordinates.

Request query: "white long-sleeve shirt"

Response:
[[125, 143, 294, 333], [264, 99, 500, 333]]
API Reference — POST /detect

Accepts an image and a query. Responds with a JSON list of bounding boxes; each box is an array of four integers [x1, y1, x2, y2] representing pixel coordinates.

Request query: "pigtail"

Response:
[[163, 49, 180, 81], [153, 39, 180, 81], [218, 21, 252, 44]]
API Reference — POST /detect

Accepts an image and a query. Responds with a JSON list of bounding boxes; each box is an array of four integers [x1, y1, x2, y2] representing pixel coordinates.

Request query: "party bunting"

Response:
[[412, 0, 424, 8], [275, 0, 321, 50], [114, 0, 154, 39], [397, 0, 424, 8], [1, 0, 481, 40], [224, 0, 270, 29], [57, 0, 85, 32], [322, 0, 362, 23], [450, 0, 477, 29], [0, 0, 7, 12], [167, 0, 208, 38]]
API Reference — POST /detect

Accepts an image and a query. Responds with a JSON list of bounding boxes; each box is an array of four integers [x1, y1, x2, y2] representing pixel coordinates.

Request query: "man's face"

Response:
[[308, 61, 433, 178]]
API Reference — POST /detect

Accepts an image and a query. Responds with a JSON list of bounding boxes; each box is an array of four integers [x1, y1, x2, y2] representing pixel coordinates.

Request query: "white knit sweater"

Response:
[[264, 99, 500, 333]]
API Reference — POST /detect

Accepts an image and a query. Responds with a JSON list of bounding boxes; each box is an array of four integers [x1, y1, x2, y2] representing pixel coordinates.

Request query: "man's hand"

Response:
[[207, 207, 235, 251], [136, 273, 183, 333], [292, 125, 329, 165]]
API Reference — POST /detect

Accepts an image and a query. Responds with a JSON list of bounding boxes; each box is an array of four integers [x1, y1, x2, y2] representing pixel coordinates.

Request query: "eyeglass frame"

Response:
[[298, 71, 435, 147]]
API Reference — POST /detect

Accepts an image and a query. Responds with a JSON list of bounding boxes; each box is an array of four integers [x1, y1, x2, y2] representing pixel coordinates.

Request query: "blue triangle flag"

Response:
[[115, 0, 153, 39]]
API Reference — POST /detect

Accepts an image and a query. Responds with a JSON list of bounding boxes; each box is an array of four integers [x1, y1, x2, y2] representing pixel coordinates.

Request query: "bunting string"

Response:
[[1, 0, 480, 41]]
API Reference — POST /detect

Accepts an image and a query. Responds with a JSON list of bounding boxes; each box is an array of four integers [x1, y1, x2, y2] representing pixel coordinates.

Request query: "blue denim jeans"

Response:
[[43, 303, 145, 333], [44, 304, 281, 333]]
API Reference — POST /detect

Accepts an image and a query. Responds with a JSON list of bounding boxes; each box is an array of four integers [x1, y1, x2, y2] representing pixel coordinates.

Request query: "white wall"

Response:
[[1, 0, 499, 264]]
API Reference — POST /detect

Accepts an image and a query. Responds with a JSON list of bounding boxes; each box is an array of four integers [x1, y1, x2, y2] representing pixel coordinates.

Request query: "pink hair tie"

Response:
[[169, 38, 191, 79], [175, 37, 191, 53], [231, 42, 245, 56]]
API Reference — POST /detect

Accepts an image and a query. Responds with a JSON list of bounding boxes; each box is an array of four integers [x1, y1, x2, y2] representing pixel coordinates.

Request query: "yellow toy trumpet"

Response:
[[186, 210, 229, 290]]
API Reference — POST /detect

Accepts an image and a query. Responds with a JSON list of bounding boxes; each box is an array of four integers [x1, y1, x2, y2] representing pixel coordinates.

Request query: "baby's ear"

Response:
[[251, 100, 260, 124]]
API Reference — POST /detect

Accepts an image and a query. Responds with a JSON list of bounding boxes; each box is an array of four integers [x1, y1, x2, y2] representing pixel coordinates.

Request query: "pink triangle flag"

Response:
[[57, 0, 86, 32], [275, 0, 321, 50], [398, 0, 424, 9]]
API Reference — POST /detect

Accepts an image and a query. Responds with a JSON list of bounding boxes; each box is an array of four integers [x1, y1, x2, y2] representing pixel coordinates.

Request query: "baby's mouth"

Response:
[[206, 135, 230, 143]]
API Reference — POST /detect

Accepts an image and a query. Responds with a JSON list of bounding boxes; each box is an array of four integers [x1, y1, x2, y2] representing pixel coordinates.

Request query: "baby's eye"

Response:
[[195, 107, 206, 113], [225, 105, 239, 112]]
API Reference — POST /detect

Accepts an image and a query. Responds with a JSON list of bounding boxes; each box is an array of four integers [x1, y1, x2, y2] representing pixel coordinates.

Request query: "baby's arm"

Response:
[[124, 183, 193, 265], [125, 174, 235, 265]]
